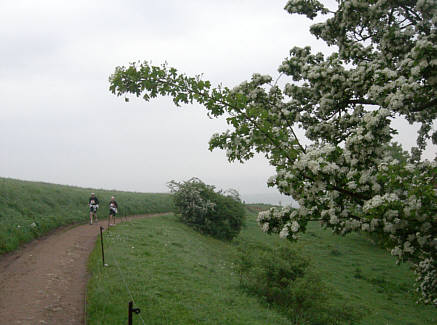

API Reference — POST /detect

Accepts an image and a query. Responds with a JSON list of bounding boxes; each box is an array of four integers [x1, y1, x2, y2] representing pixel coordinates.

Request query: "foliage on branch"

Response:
[[110, 0, 437, 305], [168, 178, 245, 240]]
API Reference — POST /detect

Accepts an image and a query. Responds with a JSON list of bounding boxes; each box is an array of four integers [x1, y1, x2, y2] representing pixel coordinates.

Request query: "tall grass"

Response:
[[87, 214, 291, 324], [86, 213, 436, 324], [0, 177, 174, 254]]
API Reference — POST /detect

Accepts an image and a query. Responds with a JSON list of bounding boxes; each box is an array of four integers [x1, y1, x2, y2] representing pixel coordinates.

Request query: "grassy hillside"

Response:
[[86, 213, 436, 324], [86, 214, 291, 324], [0, 177, 174, 254]]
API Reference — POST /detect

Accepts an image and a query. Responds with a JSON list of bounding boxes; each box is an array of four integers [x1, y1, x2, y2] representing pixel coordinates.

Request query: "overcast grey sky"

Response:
[[0, 0, 435, 204]]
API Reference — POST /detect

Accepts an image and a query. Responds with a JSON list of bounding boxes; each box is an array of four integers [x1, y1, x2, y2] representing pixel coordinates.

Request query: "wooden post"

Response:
[[128, 301, 133, 325], [128, 301, 141, 325], [100, 226, 105, 267]]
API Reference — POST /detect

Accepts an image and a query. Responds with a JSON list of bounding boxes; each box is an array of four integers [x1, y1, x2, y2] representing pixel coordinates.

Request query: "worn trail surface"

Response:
[[0, 214, 165, 325]]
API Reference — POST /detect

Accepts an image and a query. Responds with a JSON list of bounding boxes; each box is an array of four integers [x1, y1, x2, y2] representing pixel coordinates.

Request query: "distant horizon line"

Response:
[[0, 175, 298, 206]]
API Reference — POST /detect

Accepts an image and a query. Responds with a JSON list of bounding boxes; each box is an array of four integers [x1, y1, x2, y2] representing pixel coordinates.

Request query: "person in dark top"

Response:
[[108, 196, 118, 226], [88, 193, 99, 225]]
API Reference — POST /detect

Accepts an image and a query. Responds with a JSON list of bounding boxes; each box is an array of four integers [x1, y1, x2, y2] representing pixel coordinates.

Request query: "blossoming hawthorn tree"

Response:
[[109, 0, 437, 304], [168, 178, 245, 240]]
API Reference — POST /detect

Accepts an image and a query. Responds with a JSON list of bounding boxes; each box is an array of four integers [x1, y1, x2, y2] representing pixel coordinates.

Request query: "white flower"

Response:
[[403, 241, 415, 254], [417, 233, 429, 247], [385, 209, 398, 220], [372, 183, 381, 192], [267, 175, 276, 185], [347, 181, 357, 190], [257, 210, 270, 222], [405, 164, 415, 172], [291, 221, 300, 232], [279, 225, 289, 238], [262, 223, 270, 233], [329, 215, 339, 225], [391, 246, 402, 257], [383, 222, 395, 234]]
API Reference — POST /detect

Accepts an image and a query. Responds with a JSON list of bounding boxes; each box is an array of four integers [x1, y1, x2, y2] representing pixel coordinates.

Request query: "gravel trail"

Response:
[[0, 214, 166, 325]]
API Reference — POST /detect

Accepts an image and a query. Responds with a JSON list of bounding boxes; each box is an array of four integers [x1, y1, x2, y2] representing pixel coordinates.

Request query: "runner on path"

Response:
[[109, 196, 118, 226], [88, 193, 99, 225]]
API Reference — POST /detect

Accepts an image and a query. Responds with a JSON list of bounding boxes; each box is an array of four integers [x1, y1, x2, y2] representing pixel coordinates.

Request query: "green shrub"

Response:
[[236, 244, 361, 324], [168, 178, 245, 240]]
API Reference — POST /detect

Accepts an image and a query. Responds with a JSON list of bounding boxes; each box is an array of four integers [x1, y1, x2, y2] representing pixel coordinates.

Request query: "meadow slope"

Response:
[[0, 177, 174, 254], [87, 213, 436, 324]]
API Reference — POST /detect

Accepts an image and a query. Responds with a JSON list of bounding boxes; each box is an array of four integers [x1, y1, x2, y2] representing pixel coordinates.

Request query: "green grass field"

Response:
[[86, 213, 436, 324], [0, 177, 174, 254]]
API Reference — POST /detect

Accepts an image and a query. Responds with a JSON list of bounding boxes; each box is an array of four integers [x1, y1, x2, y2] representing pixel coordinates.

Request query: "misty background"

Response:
[[1, 0, 434, 204]]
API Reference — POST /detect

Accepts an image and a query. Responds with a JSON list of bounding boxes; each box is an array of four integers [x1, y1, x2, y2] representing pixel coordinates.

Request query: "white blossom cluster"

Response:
[[240, 1, 436, 304], [415, 258, 437, 305], [168, 178, 216, 219]]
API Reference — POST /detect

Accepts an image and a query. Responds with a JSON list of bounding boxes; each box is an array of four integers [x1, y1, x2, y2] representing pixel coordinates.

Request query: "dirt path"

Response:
[[0, 214, 167, 325]]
